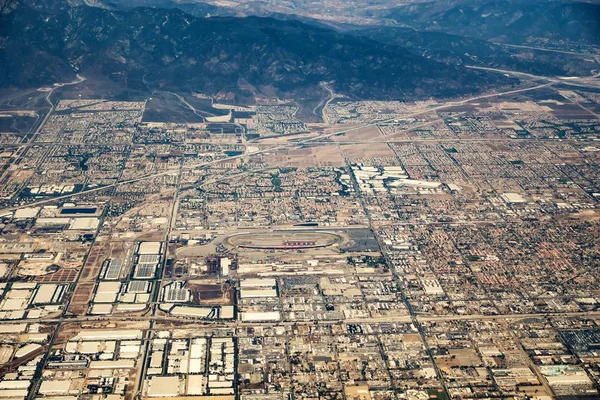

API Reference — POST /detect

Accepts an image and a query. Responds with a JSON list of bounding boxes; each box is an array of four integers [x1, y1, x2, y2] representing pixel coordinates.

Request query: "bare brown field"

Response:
[[187, 282, 234, 305], [333, 125, 382, 142], [262, 145, 344, 167], [564, 209, 600, 222], [340, 142, 395, 159], [436, 348, 481, 373], [79, 242, 110, 281], [67, 282, 94, 316], [134, 231, 166, 241], [37, 268, 78, 283]]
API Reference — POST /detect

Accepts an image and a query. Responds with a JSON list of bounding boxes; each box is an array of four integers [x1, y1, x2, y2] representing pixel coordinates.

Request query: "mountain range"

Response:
[[2, 0, 598, 103], [0, 0, 515, 102]]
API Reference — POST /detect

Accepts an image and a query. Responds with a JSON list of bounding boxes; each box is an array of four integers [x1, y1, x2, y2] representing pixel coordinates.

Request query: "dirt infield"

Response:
[[225, 230, 342, 250]]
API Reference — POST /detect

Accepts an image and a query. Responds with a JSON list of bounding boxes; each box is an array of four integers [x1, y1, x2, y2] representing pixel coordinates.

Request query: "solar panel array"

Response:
[[103, 259, 123, 280], [133, 263, 157, 279]]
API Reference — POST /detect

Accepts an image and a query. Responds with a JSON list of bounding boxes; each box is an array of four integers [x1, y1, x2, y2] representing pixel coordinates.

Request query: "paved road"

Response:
[[491, 42, 597, 57], [467, 65, 600, 89], [8, 309, 600, 326]]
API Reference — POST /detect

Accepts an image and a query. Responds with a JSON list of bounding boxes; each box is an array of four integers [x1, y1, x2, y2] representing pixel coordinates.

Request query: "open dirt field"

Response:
[[340, 142, 395, 159], [333, 125, 383, 142], [261, 144, 345, 167]]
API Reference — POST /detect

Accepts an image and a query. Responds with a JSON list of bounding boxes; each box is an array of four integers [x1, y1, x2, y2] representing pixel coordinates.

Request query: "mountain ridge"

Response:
[[0, 0, 514, 102]]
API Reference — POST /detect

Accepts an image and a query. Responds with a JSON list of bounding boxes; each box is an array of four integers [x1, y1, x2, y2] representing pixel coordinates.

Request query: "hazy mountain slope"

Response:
[[0, 0, 513, 100], [353, 27, 599, 77], [385, 0, 600, 46], [92, 0, 227, 17]]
